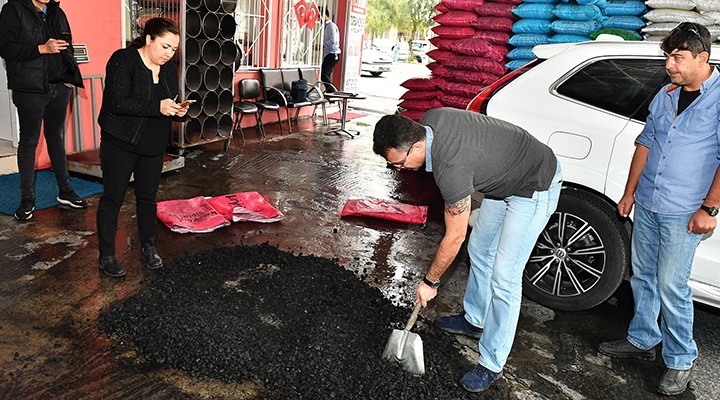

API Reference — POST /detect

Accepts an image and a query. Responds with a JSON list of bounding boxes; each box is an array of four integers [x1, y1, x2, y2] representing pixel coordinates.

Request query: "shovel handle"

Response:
[[404, 302, 422, 331]]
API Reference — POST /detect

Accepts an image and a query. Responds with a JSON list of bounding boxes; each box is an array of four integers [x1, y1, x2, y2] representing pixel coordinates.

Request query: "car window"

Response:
[[556, 58, 669, 121]]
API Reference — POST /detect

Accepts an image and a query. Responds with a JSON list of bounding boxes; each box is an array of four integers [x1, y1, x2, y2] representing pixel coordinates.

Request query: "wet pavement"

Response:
[[1, 112, 719, 399]]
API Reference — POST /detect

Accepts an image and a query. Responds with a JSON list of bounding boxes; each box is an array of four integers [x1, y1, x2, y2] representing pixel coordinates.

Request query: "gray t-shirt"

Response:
[[420, 108, 557, 203]]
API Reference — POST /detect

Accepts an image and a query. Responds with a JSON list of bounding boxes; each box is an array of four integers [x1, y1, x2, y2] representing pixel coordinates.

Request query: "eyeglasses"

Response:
[[387, 142, 416, 169]]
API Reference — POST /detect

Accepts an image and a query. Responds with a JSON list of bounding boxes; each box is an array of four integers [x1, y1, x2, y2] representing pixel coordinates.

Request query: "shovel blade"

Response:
[[382, 329, 425, 375]]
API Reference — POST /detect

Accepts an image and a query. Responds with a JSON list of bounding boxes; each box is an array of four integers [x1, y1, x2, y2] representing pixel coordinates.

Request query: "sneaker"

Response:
[[140, 244, 163, 269], [99, 256, 126, 278], [598, 339, 656, 361], [657, 367, 692, 396], [57, 190, 89, 209], [435, 313, 483, 339], [14, 199, 35, 221], [460, 364, 503, 393]]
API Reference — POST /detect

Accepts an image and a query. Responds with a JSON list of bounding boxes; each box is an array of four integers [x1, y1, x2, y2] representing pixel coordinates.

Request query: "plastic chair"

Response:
[[233, 79, 281, 142]]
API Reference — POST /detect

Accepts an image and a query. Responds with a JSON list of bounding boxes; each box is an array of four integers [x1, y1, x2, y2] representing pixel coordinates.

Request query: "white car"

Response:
[[361, 46, 392, 77], [467, 39, 720, 311]]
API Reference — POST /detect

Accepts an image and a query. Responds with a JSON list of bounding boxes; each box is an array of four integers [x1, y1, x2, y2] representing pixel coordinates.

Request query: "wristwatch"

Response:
[[700, 204, 719, 217], [422, 276, 441, 289]]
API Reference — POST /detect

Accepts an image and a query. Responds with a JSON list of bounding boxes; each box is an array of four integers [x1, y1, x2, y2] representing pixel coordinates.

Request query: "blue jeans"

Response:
[[627, 204, 702, 370], [463, 164, 562, 372]]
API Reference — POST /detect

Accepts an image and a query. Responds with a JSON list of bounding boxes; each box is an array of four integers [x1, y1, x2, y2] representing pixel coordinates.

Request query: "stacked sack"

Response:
[[507, 0, 558, 70], [642, 0, 720, 42], [399, 0, 515, 121], [597, 0, 647, 36]]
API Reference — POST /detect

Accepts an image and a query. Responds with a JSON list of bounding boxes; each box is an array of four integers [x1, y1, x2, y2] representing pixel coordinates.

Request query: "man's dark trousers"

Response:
[[321, 53, 340, 91], [12, 83, 74, 201]]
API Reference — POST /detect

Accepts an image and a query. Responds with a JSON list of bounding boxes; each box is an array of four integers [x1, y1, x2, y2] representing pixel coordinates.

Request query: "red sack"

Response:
[[450, 38, 508, 61], [471, 17, 514, 32], [472, 30, 511, 45], [340, 198, 428, 225], [433, 11, 480, 26], [431, 64, 451, 77], [490, 0, 522, 4], [426, 61, 442, 72], [434, 3, 450, 13], [398, 98, 444, 111], [400, 89, 440, 100], [429, 37, 457, 50], [206, 192, 285, 223], [474, 3, 517, 18], [443, 0, 485, 12], [439, 81, 487, 98], [401, 77, 437, 91], [444, 56, 507, 76], [438, 93, 475, 109], [156, 196, 231, 234], [432, 26, 477, 39], [444, 69, 501, 85], [426, 49, 456, 63]]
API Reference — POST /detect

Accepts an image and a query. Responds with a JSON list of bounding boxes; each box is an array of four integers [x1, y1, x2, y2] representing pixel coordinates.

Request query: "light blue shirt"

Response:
[[425, 126, 434, 172], [635, 67, 720, 213], [323, 20, 341, 57]]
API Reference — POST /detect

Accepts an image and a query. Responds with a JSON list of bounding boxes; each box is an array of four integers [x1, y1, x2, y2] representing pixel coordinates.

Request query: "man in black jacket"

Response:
[[0, 0, 87, 221]]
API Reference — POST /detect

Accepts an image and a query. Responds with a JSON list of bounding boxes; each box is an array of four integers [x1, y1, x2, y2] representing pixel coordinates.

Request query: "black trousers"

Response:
[[321, 53, 340, 91], [12, 83, 73, 201], [96, 139, 164, 257]]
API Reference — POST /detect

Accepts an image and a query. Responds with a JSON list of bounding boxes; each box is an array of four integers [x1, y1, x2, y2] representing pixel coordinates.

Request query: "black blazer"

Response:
[[98, 46, 183, 145]]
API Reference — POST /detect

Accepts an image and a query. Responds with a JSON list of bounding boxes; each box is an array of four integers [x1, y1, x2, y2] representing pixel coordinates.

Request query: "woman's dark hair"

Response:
[[130, 17, 180, 48], [661, 22, 712, 58], [373, 114, 425, 157]]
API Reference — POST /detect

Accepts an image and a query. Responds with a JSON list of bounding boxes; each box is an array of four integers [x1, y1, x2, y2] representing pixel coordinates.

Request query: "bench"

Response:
[[259, 68, 312, 133]]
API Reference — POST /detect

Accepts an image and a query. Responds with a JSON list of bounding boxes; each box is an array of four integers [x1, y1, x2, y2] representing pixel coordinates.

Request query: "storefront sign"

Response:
[[341, 4, 366, 93]]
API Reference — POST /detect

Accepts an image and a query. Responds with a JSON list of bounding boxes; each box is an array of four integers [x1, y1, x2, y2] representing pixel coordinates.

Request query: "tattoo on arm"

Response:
[[444, 196, 470, 217]]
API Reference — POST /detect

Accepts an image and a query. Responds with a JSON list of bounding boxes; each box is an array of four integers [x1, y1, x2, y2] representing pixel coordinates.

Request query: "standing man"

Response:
[[320, 6, 341, 92], [373, 108, 561, 393], [598, 22, 719, 396], [0, 0, 87, 221]]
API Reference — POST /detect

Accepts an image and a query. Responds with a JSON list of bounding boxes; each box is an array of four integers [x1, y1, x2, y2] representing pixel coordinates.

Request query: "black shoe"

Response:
[[99, 256, 126, 278], [14, 199, 35, 221], [658, 367, 692, 396], [435, 312, 483, 339], [140, 244, 163, 269], [598, 339, 656, 361], [460, 364, 503, 393], [57, 189, 89, 209]]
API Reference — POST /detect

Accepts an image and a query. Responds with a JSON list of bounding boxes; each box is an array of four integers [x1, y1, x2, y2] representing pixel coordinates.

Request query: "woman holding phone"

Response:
[[96, 17, 188, 278]]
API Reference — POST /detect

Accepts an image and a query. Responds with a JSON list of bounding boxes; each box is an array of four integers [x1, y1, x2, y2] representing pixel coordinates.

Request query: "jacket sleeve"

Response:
[[0, 4, 42, 61], [103, 50, 163, 118]]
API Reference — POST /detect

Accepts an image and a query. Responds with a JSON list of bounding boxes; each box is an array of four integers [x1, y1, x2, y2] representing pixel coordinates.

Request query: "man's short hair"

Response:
[[661, 22, 712, 58], [373, 114, 425, 156], [319, 6, 330, 18]]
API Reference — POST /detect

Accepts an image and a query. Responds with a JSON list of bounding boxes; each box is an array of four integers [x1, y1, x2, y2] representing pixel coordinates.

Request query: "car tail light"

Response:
[[466, 59, 544, 114]]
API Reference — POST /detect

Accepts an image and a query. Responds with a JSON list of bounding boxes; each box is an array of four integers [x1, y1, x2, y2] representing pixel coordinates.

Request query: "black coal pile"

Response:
[[102, 244, 487, 399]]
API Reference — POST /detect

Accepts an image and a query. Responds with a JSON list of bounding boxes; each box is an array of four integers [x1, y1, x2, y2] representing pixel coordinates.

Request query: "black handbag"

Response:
[[291, 79, 308, 103]]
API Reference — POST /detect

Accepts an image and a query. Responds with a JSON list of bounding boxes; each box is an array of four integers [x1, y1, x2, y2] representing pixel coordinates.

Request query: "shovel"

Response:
[[382, 302, 425, 375]]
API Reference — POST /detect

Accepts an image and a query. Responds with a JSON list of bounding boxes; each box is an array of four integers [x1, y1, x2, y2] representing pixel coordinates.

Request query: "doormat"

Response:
[[102, 244, 484, 399], [326, 111, 368, 121], [0, 169, 103, 216]]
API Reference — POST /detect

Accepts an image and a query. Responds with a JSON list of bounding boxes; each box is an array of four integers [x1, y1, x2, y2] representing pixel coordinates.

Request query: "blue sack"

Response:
[[508, 33, 551, 47], [549, 34, 592, 44], [513, 19, 553, 34], [506, 59, 536, 71], [601, 15, 646, 30], [507, 47, 537, 60], [603, 0, 647, 16], [512, 4, 556, 20], [554, 4, 603, 21], [551, 19, 602, 36]]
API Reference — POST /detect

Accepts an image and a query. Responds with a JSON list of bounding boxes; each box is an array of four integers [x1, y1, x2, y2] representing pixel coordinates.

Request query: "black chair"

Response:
[[260, 69, 311, 133], [233, 79, 280, 143], [299, 67, 332, 125]]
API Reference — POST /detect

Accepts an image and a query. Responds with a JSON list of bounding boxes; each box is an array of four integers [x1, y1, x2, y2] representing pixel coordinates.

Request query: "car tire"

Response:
[[370, 72, 383, 77], [522, 188, 630, 311]]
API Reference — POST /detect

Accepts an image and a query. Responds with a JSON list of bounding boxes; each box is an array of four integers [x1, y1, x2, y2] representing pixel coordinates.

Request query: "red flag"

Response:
[[294, 0, 308, 28], [306, 1, 320, 29]]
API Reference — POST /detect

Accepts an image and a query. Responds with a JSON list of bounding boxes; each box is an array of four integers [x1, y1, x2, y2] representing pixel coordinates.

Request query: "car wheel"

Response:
[[522, 188, 630, 311], [370, 72, 383, 77]]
